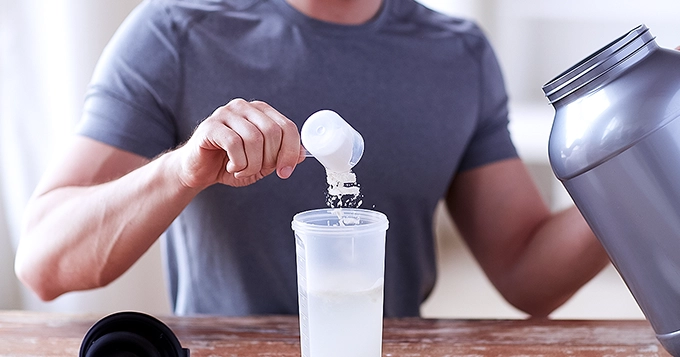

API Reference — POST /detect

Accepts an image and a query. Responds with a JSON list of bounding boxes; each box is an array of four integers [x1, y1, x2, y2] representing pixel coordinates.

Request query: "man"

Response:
[[15, 0, 609, 317]]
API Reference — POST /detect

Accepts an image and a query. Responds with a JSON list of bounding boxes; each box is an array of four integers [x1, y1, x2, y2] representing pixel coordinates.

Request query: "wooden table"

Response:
[[0, 311, 670, 356]]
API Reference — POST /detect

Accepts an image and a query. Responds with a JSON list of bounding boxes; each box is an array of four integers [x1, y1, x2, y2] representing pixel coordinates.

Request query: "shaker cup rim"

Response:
[[291, 208, 388, 235]]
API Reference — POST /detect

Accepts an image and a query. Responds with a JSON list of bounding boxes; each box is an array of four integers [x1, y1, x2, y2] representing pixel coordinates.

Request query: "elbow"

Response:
[[15, 206, 64, 301], [15, 199, 109, 301], [496, 283, 570, 318], [14, 236, 69, 302], [491, 270, 571, 318], [14, 251, 61, 302], [506, 296, 562, 319], [15, 237, 117, 302]]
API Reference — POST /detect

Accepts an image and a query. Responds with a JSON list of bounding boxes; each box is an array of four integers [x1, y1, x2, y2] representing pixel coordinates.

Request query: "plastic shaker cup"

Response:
[[292, 208, 388, 357]]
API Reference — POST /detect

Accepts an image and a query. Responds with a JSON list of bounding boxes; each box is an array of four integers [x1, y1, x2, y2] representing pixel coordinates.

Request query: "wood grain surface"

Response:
[[0, 311, 669, 356]]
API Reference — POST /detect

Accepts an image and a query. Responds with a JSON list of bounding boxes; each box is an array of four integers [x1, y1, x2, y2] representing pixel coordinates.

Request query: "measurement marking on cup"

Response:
[[352, 237, 355, 260], [295, 235, 311, 357]]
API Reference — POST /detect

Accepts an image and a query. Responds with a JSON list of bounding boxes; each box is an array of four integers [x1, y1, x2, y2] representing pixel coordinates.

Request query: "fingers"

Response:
[[208, 98, 301, 180], [250, 101, 302, 179], [212, 99, 266, 176]]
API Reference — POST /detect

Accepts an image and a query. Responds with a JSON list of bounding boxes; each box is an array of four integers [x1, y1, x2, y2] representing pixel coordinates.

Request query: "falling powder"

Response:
[[325, 170, 363, 208]]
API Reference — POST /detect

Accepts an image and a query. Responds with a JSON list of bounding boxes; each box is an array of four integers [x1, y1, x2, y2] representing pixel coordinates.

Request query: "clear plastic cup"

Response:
[[292, 208, 389, 357]]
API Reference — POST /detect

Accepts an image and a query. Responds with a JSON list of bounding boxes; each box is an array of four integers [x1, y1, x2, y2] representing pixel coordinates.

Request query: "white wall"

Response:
[[0, 0, 21, 311]]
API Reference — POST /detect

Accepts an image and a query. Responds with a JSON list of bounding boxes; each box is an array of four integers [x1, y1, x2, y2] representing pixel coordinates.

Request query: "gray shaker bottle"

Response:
[[543, 25, 680, 355]]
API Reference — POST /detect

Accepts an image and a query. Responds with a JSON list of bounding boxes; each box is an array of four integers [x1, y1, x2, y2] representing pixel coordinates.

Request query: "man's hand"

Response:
[[176, 98, 305, 189]]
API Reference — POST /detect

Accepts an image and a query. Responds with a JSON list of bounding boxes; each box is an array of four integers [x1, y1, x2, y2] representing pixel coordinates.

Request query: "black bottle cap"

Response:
[[79, 311, 189, 357]]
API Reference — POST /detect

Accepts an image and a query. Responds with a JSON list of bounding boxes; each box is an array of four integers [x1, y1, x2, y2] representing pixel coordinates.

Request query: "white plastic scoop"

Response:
[[301, 110, 364, 173]]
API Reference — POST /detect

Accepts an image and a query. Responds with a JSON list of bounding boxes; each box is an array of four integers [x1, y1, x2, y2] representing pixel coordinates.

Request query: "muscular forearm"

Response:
[[497, 207, 609, 317], [15, 151, 198, 301], [16, 99, 303, 301]]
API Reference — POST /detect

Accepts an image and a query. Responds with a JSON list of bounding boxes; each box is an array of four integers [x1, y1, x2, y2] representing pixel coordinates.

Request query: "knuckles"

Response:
[[222, 132, 244, 152], [224, 97, 249, 112], [257, 120, 282, 141], [279, 120, 298, 136]]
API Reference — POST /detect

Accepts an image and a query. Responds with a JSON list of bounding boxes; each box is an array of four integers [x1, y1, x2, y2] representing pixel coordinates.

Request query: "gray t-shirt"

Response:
[[78, 0, 517, 316]]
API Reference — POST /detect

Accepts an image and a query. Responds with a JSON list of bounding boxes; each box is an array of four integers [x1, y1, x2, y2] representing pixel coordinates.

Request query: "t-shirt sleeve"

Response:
[[457, 31, 518, 171], [76, 0, 181, 159]]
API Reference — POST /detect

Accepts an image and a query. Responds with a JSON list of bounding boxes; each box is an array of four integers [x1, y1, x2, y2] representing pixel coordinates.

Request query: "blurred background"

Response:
[[0, 0, 678, 318]]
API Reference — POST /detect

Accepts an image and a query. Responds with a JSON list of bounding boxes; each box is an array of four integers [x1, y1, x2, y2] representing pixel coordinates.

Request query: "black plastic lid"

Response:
[[543, 24, 655, 104], [80, 311, 189, 357]]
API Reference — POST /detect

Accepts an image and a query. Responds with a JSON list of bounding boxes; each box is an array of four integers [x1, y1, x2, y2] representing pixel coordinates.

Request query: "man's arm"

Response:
[[15, 99, 304, 301], [446, 158, 610, 317]]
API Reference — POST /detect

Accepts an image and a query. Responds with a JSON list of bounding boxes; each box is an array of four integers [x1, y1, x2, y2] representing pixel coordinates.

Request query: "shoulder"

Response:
[[150, 0, 267, 16], [386, 0, 490, 56], [111, 0, 268, 52], [137, 0, 265, 29]]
